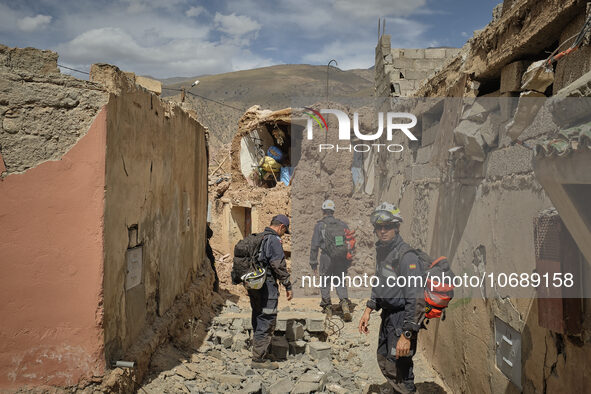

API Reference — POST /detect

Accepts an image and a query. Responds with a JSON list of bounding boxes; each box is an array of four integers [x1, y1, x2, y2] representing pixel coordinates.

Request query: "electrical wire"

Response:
[[546, 13, 591, 66], [57, 64, 90, 75], [325, 315, 344, 338], [54, 68, 243, 114], [162, 87, 244, 112]]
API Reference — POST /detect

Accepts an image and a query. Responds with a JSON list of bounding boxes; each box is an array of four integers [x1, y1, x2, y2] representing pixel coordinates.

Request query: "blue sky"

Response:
[[0, 0, 498, 78]]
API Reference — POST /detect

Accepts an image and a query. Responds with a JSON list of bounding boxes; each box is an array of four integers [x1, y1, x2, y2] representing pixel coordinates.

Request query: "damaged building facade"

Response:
[[209, 106, 296, 261], [0, 46, 212, 390], [372, 0, 591, 392]]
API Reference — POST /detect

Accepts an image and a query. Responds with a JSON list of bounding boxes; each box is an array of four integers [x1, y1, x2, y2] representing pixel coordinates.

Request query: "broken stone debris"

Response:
[[308, 342, 331, 360], [286, 321, 305, 341], [501, 60, 531, 93], [453, 120, 487, 161], [140, 301, 370, 393], [506, 91, 546, 141], [521, 60, 555, 93], [271, 336, 289, 360]]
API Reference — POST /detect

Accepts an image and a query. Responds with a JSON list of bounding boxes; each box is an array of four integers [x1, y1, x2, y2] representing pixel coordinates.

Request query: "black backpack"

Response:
[[320, 216, 349, 261], [231, 233, 267, 285]]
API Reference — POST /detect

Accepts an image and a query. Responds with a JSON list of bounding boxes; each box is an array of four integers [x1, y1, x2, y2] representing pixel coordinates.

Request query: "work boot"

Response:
[[251, 359, 279, 370], [321, 304, 333, 317], [340, 299, 352, 322]]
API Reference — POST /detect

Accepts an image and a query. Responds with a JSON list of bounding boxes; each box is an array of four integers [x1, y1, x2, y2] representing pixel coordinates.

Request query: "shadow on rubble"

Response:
[[366, 381, 447, 393], [140, 288, 239, 387], [416, 381, 448, 393]]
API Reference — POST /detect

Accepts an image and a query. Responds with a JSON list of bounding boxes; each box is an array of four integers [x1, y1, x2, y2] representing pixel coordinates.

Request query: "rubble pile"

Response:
[[141, 300, 380, 394]]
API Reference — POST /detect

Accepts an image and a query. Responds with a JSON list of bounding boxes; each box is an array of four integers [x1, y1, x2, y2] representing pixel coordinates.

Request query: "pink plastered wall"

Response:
[[0, 108, 107, 389]]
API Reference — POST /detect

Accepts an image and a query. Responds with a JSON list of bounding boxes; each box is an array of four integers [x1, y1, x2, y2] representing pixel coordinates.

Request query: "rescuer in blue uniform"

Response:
[[359, 203, 423, 393]]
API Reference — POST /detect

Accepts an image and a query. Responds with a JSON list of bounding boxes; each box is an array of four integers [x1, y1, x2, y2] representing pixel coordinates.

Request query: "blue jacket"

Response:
[[367, 234, 423, 332]]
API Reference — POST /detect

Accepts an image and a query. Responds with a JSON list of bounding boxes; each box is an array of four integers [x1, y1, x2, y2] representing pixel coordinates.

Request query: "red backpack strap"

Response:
[[429, 256, 447, 269]]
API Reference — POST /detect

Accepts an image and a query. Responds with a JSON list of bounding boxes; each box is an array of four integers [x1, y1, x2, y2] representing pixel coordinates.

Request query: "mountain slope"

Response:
[[161, 64, 374, 146]]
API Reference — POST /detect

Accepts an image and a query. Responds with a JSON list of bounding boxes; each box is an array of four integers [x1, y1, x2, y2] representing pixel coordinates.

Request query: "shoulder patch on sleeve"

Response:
[[409, 264, 416, 269]]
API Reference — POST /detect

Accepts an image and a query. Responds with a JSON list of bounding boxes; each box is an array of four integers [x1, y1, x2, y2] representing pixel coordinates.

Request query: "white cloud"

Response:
[[17, 14, 52, 32], [301, 39, 377, 69], [0, 0, 443, 77], [301, 18, 430, 69], [55, 26, 272, 77], [332, 0, 427, 20], [185, 6, 205, 18], [121, 0, 188, 13], [214, 13, 261, 37]]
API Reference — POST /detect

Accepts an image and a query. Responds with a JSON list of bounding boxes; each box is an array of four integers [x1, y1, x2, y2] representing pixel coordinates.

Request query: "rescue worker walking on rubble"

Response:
[[249, 214, 293, 369], [358, 203, 423, 394], [310, 200, 353, 322], [205, 223, 219, 292]]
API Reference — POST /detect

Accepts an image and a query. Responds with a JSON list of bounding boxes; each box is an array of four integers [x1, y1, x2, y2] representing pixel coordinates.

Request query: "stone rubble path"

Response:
[[140, 297, 449, 393]]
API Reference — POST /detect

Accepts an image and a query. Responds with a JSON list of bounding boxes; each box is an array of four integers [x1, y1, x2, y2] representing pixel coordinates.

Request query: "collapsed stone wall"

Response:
[[208, 103, 379, 297], [372, 0, 591, 392], [0, 46, 213, 391], [289, 102, 378, 297], [375, 37, 461, 97], [0, 45, 109, 174], [0, 46, 110, 389], [92, 64, 211, 364]]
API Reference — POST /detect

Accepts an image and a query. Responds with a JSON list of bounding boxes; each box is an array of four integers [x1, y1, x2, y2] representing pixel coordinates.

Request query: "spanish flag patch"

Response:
[[409, 264, 416, 269]]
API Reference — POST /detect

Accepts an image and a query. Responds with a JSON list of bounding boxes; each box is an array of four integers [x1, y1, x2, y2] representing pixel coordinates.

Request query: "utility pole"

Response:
[[326, 59, 338, 107]]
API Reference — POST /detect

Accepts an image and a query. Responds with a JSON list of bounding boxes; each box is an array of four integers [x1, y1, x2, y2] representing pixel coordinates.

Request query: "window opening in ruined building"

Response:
[[476, 78, 501, 96], [399, 72, 405, 79], [231, 206, 252, 245], [240, 121, 294, 189], [390, 82, 400, 96]]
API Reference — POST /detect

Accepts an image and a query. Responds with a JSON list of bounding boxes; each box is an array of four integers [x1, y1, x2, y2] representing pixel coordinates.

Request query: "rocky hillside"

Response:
[[160, 64, 374, 148]]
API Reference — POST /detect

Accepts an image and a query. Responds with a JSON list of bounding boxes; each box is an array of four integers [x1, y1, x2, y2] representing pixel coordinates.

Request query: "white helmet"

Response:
[[370, 202, 403, 225], [322, 199, 335, 211], [241, 267, 267, 290]]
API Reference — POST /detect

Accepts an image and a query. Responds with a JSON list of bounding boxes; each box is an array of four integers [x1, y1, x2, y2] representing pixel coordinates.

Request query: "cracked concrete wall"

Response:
[[98, 65, 210, 363], [0, 45, 109, 175]]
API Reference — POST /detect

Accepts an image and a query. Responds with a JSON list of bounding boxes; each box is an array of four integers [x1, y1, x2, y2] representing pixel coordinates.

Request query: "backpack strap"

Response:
[[381, 241, 414, 276], [318, 217, 334, 249], [257, 232, 275, 268], [429, 256, 447, 269]]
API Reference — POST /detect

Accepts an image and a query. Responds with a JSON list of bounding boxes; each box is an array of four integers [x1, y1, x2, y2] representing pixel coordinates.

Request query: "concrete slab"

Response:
[[422, 124, 439, 147], [308, 342, 331, 360], [425, 48, 447, 59], [270, 336, 289, 360], [402, 49, 425, 59], [485, 144, 533, 178], [286, 321, 305, 341], [289, 340, 306, 355], [416, 145, 433, 164], [305, 316, 326, 332], [501, 61, 531, 93]]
